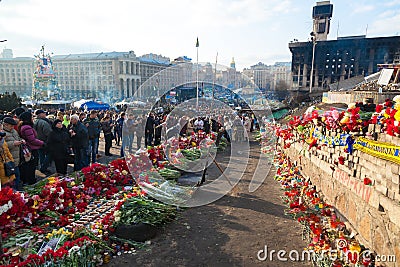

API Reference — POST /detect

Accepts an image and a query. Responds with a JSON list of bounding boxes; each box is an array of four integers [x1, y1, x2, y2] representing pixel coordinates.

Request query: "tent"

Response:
[[73, 99, 91, 109], [114, 100, 146, 107], [81, 101, 110, 111]]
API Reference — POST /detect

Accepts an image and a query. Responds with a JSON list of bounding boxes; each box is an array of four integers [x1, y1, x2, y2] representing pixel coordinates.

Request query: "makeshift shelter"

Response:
[[73, 99, 92, 109], [81, 101, 110, 111]]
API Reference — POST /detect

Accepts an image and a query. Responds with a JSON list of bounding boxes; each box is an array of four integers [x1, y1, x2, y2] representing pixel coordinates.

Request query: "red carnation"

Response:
[[363, 177, 372, 185], [338, 156, 345, 165], [376, 104, 383, 113]]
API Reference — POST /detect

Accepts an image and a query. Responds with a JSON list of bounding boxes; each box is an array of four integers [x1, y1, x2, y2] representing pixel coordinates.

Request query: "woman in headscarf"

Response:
[[0, 123, 15, 188], [18, 111, 44, 184], [47, 119, 70, 175]]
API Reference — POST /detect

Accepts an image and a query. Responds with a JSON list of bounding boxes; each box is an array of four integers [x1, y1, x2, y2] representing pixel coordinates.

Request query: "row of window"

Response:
[[55, 61, 113, 66], [0, 69, 31, 73]]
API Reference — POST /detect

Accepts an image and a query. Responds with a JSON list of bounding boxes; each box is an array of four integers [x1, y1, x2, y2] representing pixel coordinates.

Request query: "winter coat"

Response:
[[4, 128, 22, 165], [34, 118, 52, 142], [84, 117, 101, 140], [19, 125, 44, 150], [115, 117, 124, 134], [0, 142, 15, 185], [135, 118, 145, 137], [123, 118, 135, 135], [101, 120, 113, 135], [71, 121, 89, 149], [47, 126, 70, 159]]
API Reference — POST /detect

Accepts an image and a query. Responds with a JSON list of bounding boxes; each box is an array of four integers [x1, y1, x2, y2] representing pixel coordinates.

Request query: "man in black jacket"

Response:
[[145, 113, 156, 147], [70, 114, 89, 171], [84, 110, 101, 164], [34, 109, 52, 175]]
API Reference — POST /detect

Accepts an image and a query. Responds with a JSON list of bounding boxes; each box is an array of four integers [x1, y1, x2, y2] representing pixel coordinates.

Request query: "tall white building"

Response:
[[0, 56, 34, 97], [243, 62, 292, 92], [0, 48, 172, 101]]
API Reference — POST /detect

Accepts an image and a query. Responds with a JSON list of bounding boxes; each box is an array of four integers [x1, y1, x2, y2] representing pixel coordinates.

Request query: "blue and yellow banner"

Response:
[[312, 128, 350, 146], [354, 137, 400, 164]]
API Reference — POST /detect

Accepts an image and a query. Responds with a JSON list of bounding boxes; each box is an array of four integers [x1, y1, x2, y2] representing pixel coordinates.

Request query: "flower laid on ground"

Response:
[[363, 177, 373, 186], [0, 155, 181, 267], [272, 149, 372, 266], [0, 187, 35, 235], [0, 125, 222, 267]]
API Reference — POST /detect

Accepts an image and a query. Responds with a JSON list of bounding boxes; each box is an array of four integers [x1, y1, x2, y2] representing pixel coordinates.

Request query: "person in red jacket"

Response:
[[18, 111, 44, 185]]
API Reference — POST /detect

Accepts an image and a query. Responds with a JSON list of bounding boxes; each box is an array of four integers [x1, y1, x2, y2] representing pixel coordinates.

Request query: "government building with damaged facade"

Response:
[[289, 0, 400, 91]]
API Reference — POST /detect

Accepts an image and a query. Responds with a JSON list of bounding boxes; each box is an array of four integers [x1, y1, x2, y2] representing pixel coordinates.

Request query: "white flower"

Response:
[[393, 95, 400, 103], [113, 210, 121, 222], [58, 187, 64, 196], [0, 200, 12, 215], [113, 210, 121, 217], [68, 245, 81, 256], [348, 103, 356, 109]]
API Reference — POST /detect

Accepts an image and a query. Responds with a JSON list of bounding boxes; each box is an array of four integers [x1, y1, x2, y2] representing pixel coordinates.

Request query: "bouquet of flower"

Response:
[[0, 187, 35, 234]]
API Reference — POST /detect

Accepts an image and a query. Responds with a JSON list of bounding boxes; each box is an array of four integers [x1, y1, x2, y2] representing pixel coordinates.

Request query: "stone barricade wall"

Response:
[[282, 129, 400, 266], [326, 91, 400, 104]]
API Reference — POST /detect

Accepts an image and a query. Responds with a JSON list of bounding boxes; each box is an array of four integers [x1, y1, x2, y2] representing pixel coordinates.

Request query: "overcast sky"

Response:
[[1, 0, 400, 70]]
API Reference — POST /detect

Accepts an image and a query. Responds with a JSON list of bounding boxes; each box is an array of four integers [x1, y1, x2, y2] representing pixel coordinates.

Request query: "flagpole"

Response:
[[211, 52, 218, 111], [196, 37, 199, 111]]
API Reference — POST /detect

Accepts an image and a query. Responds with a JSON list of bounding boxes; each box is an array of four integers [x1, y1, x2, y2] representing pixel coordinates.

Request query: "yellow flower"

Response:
[[395, 110, 400, 121], [70, 181, 75, 186]]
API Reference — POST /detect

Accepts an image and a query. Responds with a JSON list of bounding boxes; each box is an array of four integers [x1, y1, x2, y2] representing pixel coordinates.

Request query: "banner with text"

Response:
[[354, 137, 400, 165]]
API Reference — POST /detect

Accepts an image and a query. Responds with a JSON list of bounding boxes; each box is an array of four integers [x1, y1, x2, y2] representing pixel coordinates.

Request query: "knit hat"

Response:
[[35, 109, 46, 116], [19, 111, 33, 122], [3, 117, 17, 125], [52, 119, 63, 129], [12, 107, 25, 117]]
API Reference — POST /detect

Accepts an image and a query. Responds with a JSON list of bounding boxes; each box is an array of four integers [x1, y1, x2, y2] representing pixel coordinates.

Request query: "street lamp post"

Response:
[[309, 33, 317, 93]]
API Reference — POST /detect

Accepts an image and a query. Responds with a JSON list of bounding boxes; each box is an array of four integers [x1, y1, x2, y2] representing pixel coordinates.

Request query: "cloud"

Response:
[[384, 0, 400, 7], [352, 4, 375, 14], [368, 10, 400, 36], [0, 0, 298, 69]]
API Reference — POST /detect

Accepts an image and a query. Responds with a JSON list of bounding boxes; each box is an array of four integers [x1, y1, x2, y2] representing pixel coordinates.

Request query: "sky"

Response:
[[1, 0, 400, 70]]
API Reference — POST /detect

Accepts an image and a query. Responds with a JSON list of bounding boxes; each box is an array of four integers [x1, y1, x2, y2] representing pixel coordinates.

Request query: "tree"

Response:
[[0, 92, 22, 111]]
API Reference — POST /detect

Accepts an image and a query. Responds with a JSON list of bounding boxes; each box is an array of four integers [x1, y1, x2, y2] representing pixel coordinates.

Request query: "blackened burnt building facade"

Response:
[[289, 35, 400, 90]]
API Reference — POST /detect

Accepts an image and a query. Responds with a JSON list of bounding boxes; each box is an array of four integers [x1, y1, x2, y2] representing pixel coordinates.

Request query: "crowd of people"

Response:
[[0, 107, 121, 190], [0, 105, 260, 191]]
